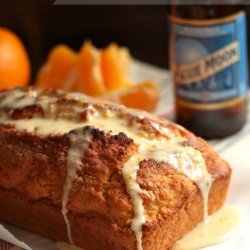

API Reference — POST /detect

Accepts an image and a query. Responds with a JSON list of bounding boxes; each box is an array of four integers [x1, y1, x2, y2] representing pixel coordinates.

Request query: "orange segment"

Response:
[[36, 45, 77, 90], [101, 43, 132, 91], [34, 41, 160, 112], [76, 42, 106, 96], [0, 27, 30, 89], [101, 81, 160, 112]]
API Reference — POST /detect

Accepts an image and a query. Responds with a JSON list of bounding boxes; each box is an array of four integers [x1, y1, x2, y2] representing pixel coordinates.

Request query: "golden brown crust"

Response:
[[0, 175, 230, 250], [0, 88, 231, 249]]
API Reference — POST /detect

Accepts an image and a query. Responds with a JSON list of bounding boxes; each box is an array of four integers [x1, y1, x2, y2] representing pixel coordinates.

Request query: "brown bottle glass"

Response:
[[169, 3, 248, 139]]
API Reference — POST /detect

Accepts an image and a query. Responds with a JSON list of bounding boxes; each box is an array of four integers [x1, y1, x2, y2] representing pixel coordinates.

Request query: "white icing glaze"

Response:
[[122, 154, 146, 250], [62, 129, 91, 244], [0, 88, 59, 115], [0, 118, 83, 135], [0, 88, 38, 109], [172, 205, 241, 250], [0, 90, 213, 250]]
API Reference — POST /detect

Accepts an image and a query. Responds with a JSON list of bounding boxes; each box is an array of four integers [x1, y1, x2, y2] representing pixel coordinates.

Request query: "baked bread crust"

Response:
[[0, 88, 231, 250]]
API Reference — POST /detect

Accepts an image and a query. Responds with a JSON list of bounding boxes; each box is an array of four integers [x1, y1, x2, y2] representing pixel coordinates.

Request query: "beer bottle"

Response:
[[169, 2, 248, 139]]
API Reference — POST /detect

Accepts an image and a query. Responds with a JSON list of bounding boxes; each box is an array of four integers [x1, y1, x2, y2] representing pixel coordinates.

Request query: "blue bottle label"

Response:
[[170, 11, 248, 108]]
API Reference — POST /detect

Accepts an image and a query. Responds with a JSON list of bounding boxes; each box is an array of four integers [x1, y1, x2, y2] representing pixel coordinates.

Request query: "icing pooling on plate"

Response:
[[172, 205, 241, 250], [0, 88, 213, 250]]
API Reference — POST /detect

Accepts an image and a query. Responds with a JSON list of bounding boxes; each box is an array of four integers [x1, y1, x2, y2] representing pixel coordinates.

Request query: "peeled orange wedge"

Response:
[[35, 42, 160, 111], [76, 42, 106, 96], [100, 81, 160, 112], [101, 43, 132, 91], [36, 45, 77, 90]]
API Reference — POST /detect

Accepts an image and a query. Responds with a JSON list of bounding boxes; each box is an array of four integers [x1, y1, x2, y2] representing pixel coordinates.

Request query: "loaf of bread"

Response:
[[0, 88, 231, 250]]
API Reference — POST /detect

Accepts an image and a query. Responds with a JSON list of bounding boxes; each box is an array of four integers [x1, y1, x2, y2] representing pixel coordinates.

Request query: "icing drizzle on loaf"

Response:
[[63, 128, 92, 244], [0, 88, 213, 249]]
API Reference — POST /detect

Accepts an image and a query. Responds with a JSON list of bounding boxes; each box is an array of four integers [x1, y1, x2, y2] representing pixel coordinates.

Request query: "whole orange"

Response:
[[0, 27, 30, 89]]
